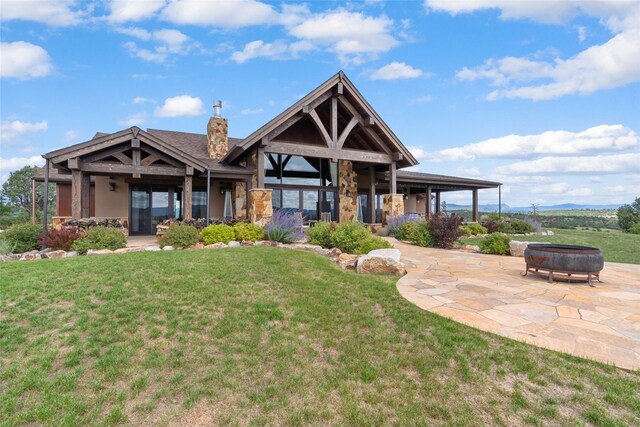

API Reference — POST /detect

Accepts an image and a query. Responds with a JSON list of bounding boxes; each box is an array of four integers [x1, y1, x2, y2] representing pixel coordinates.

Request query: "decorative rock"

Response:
[[114, 247, 144, 254], [189, 243, 205, 250], [338, 253, 359, 270], [212, 242, 228, 248], [228, 241, 241, 248], [460, 245, 481, 252], [65, 251, 78, 258], [162, 246, 175, 251], [285, 243, 323, 252], [255, 240, 276, 247], [240, 240, 254, 246], [315, 247, 330, 255], [508, 241, 544, 257], [20, 252, 42, 261], [327, 247, 342, 258], [546, 230, 554, 236], [144, 246, 161, 252], [87, 249, 113, 256], [0, 255, 6, 262], [42, 250, 66, 259], [356, 249, 406, 276], [6, 254, 20, 260]]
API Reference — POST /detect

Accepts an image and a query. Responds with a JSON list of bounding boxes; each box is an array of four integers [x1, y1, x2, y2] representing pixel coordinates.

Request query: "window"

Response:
[[264, 154, 338, 187]]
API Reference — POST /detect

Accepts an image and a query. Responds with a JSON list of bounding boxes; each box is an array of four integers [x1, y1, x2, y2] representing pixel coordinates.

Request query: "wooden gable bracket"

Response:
[[68, 157, 80, 170]]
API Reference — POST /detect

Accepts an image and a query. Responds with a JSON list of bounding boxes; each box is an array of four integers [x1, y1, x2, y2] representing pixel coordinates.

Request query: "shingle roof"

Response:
[[388, 170, 501, 189], [146, 128, 242, 161]]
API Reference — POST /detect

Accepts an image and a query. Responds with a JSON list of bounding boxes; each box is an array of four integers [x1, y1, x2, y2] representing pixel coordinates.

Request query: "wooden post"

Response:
[[498, 185, 502, 219], [435, 191, 441, 213], [71, 169, 82, 220], [472, 189, 479, 222], [257, 145, 265, 188], [81, 173, 90, 218], [425, 185, 432, 218], [206, 169, 211, 225], [42, 159, 49, 232], [369, 166, 376, 223], [389, 161, 397, 194], [184, 175, 192, 220], [331, 97, 338, 147], [31, 178, 36, 223], [245, 178, 251, 220]]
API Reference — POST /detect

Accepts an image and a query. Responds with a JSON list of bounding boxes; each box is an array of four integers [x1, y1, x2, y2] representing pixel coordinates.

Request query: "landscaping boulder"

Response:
[[189, 243, 205, 250], [42, 250, 66, 259], [460, 245, 481, 252], [240, 240, 254, 246], [228, 241, 241, 248], [508, 241, 544, 257], [87, 249, 113, 256], [338, 253, 358, 270], [20, 251, 41, 261], [162, 246, 175, 251], [144, 246, 161, 252], [356, 249, 406, 276], [114, 247, 144, 254], [66, 251, 78, 257], [255, 240, 277, 247]]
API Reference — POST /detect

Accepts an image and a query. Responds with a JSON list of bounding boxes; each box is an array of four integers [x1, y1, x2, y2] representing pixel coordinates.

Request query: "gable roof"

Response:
[[222, 71, 418, 167]]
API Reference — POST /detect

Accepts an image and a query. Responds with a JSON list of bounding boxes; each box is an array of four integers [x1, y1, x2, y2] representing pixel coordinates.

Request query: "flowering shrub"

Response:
[[264, 210, 303, 243], [524, 217, 542, 231], [387, 214, 419, 237], [159, 224, 199, 248], [428, 213, 464, 248], [201, 224, 235, 244], [38, 227, 83, 251]]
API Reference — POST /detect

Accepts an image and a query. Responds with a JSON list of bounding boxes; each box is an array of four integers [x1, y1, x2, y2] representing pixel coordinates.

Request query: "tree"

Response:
[[1, 165, 55, 213], [617, 197, 640, 232]]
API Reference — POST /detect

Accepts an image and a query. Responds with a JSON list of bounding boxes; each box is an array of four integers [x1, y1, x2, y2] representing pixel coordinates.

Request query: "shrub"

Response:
[[508, 220, 536, 234], [428, 213, 464, 249], [264, 210, 303, 243], [201, 224, 235, 244], [38, 227, 83, 251], [306, 221, 334, 248], [459, 223, 488, 237], [331, 221, 371, 254], [479, 233, 511, 255], [524, 217, 542, 231], [355, 236, 392, 254], [387, 214, 420, 237], [397, 221, 420, 242], [160, 224, 199, 248], [0, 239, 16, 255], [233, 222, 264, 242], [71, 226, 127, 254], [482, 220, 500, 234], [1, 222, 42, 253], [400, 221, 434, 247], [629, 222, 640, 235], [497, 221, 514, 234]]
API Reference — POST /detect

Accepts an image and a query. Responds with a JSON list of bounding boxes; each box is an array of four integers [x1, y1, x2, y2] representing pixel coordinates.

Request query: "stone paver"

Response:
[[393, 238, 640, 370]]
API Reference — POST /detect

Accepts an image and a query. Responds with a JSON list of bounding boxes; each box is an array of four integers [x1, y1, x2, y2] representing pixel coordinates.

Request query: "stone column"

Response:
[[249, 188, 272, 226], [233, 181, 247, 220], [338, 160, 357, 223], [382, 194, 404, 226], [71, 169, 82, 220], [184, 175, 192, 220], [207, 117, 228, 160]]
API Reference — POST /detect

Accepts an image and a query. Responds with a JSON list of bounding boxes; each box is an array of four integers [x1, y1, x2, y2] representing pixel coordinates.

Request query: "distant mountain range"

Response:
[[447, 203, 621, 212]]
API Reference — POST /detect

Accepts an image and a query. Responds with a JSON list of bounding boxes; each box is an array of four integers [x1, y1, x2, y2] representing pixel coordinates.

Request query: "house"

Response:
[[34, 71, 500, 235]]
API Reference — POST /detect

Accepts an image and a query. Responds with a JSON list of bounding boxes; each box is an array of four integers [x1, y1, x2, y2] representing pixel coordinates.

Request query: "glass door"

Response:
[[131, 187, 151, 235], [151, 189, 170, 232]]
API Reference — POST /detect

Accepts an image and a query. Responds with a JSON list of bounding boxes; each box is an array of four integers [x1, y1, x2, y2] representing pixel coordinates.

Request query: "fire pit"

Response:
[[522, 244, 604, 287]]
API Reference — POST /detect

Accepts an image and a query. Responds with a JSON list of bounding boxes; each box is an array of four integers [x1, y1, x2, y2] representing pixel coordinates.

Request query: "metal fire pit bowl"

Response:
[[522, 244, 604, 287]]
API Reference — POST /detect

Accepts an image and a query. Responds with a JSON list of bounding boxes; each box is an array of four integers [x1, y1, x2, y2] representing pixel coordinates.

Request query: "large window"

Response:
[[265, 154, 337, 187]]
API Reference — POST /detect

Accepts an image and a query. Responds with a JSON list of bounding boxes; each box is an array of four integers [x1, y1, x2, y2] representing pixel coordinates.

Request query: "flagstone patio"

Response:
[[392, 238, 640, 370]]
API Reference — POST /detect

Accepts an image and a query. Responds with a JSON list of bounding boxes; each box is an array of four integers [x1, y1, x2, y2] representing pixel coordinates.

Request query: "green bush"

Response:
[[397, 221, 420, 241], [354, 236, 392, 254], [233, 222, 264, 242], [629, 222, 640, 235], [71, 226, 127, 254], [1, 222, 42, 253], [331, 222, 371, 254], [159, 224, 199, 248], [201, 224, 235, 244], [306, 221, 334, 248], [479, 233, 511, 255], [509, 220, 536, 234], [459, 223, 488, 237], [0, 238, 17, 255]]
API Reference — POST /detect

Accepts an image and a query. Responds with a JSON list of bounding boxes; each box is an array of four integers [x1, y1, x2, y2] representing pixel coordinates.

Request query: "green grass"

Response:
[[461, 228, 640, 264], [1, 248, 639, 425]]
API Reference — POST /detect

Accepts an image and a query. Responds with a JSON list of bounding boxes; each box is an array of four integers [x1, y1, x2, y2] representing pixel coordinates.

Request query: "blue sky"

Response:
[[1, 0, 639, 207]]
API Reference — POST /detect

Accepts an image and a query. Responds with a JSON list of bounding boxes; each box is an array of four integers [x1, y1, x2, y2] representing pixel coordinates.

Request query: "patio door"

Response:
[[130, 185, 172, 235]]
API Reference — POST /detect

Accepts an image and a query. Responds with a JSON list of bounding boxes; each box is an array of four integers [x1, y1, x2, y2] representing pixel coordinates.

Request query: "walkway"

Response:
[[392, 238, 640, 370]]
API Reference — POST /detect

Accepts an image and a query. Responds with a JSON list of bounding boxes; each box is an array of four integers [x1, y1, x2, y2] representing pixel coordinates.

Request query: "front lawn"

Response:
[[460, 228, 640, 264], [1, 248, 639, 425]]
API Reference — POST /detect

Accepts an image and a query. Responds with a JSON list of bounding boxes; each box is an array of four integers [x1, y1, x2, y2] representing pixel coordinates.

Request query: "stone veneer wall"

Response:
[[233, 182, 247, 220], [249, 189, 273, 227], [207, 117, 228, 160], [382, 194, 404, 225], [338, 160, 358, 223]]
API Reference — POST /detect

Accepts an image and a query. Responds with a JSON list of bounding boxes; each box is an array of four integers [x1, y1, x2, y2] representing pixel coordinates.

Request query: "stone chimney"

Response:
[[207, 100, 228, 160]]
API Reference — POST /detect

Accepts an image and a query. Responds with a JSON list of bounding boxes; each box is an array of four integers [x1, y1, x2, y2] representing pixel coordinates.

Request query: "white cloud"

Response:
[[289, 9, 398, 65], [0, 120, 48, 144], [230, 39, 313, 63], [454, 166, 482, 177], [161, 0, 277, 28], [121, 28, 193, 63], [0, 41, 53, 80], [370, 62, 423, 80], [120, 112, 147, 126], [154, 95, 205, 117], [0, 155, 45, 185], [577, 26, 587, 42], [434, 1, 640, 100], [240, 108, 264, 115], [416, 124, 638, 162], [495, 153, 640, 175], [132, 97, 155, 104], [410, 95, 433, 104], [0, 0, 83, 26], [107, 0, 166, 23], [63, 130, 79, 142]]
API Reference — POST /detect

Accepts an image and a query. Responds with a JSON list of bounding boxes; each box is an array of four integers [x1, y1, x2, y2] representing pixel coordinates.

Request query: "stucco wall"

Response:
[[94, 176, 129, 218], [210, 181, 225, 218], [404, 194, 417, 213]]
